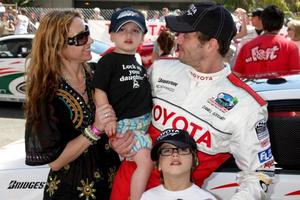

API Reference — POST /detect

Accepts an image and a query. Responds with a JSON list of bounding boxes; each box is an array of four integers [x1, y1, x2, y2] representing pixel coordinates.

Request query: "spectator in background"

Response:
[[149, 11, 160, 22], [232, 8, 248, 40], [28, 11, 40, 33], [7, 7, 16, 22], [235, 8, 264, 47], [174, 9, 182, 16], [151, 30, 176, 62], [141, 129, 217, 200], [229, 8, 247, 64], [39, 12, 46, 22], [1, 14, 14, 36], [233, 5, 300, 79], [93, 7, 104, 20], [287, 19, 300, 53], [249, 8, 264, 36], [14, 8, 29, 34], [231, 8, 264, 65], [170, 9, 181, 16], [159, 7, 169, 22], [0, 2, 5, 17]]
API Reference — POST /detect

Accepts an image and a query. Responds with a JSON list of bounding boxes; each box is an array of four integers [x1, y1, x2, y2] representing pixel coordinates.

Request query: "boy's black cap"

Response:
[[151, 128, 197, 161], [109, 7, 147, 34], [165, 2, 237, 42]]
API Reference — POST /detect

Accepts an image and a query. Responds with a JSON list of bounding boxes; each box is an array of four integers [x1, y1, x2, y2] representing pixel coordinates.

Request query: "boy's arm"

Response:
[[94, 88, 116, 137], [94, 88, 109, 107]]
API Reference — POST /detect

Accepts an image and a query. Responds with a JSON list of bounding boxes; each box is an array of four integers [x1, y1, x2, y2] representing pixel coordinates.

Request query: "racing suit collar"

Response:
[[187, 64, 231, 84]]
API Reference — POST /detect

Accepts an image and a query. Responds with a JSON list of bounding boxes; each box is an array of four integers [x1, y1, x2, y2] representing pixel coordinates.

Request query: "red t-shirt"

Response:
[[233, 34, 300, 79]]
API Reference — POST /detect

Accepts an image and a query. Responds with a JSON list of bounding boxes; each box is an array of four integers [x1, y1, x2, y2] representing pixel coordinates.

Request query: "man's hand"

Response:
[[110, 131, 136, 158]]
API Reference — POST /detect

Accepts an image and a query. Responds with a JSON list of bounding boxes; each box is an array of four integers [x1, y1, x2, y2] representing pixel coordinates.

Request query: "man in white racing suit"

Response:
[[110, 2, 274, 200]]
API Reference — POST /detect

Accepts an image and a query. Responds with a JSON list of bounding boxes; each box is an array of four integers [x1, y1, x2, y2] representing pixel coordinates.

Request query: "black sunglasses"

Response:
[[67, 25, 90, 46]]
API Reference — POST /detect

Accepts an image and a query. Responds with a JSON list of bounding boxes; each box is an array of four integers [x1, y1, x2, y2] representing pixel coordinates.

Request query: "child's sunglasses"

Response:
[[67, 25, 90, 46]]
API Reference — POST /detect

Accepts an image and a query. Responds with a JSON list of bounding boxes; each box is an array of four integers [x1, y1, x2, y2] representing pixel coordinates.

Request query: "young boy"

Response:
[[141, 129, 217, 200], [93, 8, 152, 200]]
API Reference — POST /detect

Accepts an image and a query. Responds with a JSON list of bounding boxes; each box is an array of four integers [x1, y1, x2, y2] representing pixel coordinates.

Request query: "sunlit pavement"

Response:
[[0, 118, 25, 147]]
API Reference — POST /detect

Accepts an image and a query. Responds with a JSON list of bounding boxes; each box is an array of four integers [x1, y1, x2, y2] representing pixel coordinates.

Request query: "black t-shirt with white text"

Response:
[[93, 52, 152, 120]]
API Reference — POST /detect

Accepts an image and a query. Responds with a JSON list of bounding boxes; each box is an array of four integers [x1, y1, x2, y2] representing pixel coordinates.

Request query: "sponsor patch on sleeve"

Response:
[[255, 119, 269, 140], [258, 147, 273, 163]]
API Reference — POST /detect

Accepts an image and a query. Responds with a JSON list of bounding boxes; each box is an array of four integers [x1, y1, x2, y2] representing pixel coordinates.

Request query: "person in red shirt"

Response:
[[233, 5, 300, 79]]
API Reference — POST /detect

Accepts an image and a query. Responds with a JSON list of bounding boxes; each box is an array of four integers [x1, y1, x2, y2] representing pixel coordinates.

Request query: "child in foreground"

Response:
[[141, 128, 217, 200]]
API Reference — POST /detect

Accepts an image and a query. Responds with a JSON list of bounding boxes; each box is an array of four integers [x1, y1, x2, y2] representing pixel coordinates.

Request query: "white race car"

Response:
[[0, 34, 110, 102], [1, 75, 300, 199], [0, 34, 32, 102]]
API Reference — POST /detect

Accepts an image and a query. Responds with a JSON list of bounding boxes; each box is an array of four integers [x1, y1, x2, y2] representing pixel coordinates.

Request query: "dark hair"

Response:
[[156, 149, 199, 184], [157, 30, 175, 56], [19, 8, 27, 15], [261, 5, 284, 32], [197, 32, 231, 57]]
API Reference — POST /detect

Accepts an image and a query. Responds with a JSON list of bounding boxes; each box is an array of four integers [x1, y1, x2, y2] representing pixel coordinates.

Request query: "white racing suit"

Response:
[[149, 58, 275, 200]]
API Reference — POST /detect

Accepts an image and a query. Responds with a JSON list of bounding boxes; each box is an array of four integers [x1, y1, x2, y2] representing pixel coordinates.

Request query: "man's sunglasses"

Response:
[[67, 25, 90, 46]]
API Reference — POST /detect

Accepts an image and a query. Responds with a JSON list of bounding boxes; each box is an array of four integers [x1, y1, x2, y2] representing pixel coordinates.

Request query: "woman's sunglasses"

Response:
[[67, 25, 90, 46]]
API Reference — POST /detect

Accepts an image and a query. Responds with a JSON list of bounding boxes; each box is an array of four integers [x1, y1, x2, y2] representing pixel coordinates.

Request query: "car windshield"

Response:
[[91, 40, 110, 55]]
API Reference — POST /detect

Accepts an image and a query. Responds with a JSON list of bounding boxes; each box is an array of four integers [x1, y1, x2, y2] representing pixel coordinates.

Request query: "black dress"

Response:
[[25, 72, 120, 200]]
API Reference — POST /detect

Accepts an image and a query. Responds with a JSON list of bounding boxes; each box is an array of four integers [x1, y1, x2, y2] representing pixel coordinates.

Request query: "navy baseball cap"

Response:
[[109, 7, 147, 34], [151, 128, 197, 161], [165, 2, 237, 42]]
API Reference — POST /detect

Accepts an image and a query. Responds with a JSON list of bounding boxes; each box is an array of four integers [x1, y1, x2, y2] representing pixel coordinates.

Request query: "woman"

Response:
[[24, 10, 120, 200], [151, 30, 176, 62], [156, 30, 176, 57], [287, 19, 300, 53], [141, 129, 217, 200]]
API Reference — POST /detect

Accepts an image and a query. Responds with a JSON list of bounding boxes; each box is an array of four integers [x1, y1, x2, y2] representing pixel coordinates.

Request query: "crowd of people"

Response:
[[22, 1, 299, 200], [232, 5, 300, 78], [0, 5, 43, 36], [0, 5, 180, 37]]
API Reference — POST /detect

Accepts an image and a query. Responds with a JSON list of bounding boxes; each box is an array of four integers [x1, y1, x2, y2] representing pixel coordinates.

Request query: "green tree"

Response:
[[296, 1, 300, 12], [213, 0, 296, 13], [213, 0, 254, 11], [256, 0, 289, 11]]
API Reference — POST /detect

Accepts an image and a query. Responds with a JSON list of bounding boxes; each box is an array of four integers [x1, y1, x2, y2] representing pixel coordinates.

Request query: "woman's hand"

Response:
[[110, 131, 136, 158], [94, 104, 116, 132]]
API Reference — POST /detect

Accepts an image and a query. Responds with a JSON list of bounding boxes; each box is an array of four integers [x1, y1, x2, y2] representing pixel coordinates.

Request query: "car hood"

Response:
[[246, 74, 300, 101], [0, 140, 48, 171]]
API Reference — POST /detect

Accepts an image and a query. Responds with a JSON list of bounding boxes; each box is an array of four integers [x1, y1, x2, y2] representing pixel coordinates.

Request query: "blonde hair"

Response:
[[24, 10, 86, 128], [287, 19, 300, 41]]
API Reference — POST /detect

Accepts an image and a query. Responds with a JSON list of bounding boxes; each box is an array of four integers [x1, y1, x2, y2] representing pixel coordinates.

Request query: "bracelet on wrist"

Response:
[[91, 123, 104, 137], [82, 125, 100, 144]]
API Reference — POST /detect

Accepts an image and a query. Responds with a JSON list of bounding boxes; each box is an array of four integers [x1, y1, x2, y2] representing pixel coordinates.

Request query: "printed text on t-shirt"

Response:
[[245, 45, 279, 63]]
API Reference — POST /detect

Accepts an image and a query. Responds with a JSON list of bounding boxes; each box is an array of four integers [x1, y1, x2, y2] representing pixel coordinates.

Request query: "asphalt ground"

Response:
[[0, 102, 25, 147]]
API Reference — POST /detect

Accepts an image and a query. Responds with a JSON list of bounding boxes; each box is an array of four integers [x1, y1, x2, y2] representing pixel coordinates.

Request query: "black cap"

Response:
[[151, 129, 197, 161], [250, 8, 263, 17], [109, 7, 147, 34], [165, 2, 237, 42]]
